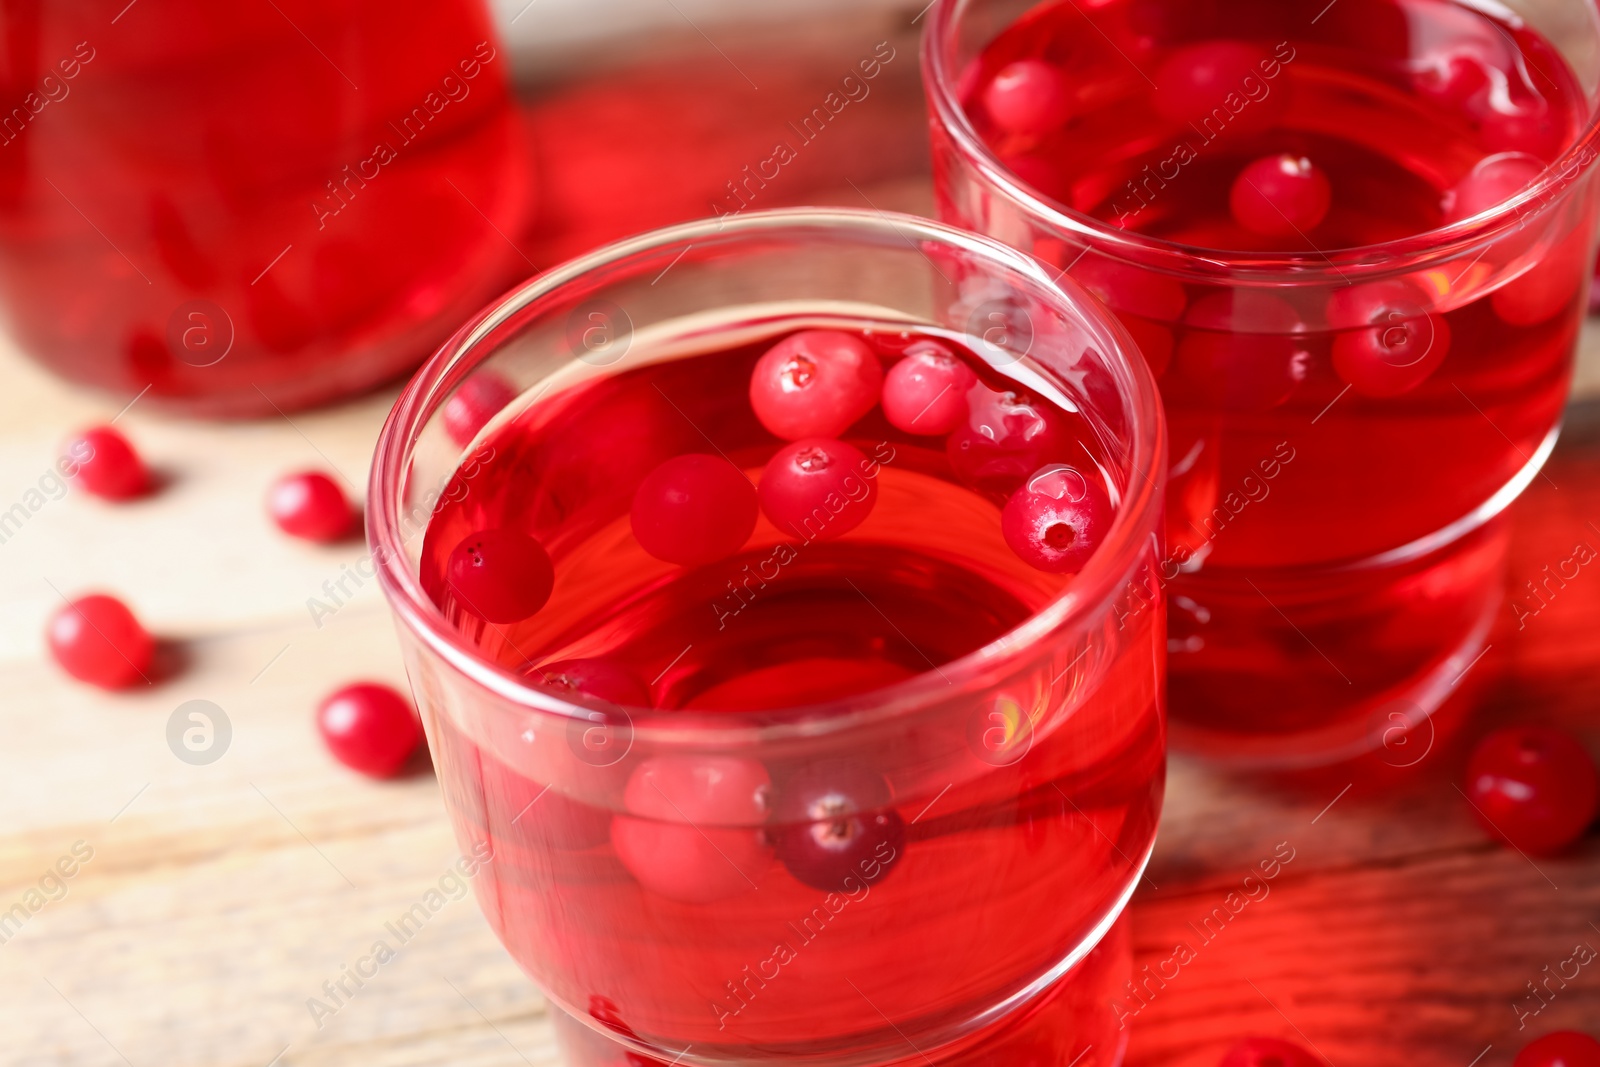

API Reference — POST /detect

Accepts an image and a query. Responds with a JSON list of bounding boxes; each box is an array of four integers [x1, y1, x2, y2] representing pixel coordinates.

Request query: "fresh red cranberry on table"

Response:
[[1001, 464, 1112, 574], [982, 59, 1072, 137], [267, 471, 355, 542], [749, 330, 884, 441], [443, 372, 517, 447], [534, 657, 653, 707], [66, 426, 148, 501], [631, 454, 758, 566], [1515, 1031, 1600, 1067], [611, 755, 772, 903], [46, 593, 154, 690], [1219, 1037, 1322, 1067], [1445, 153, 1544, 223], [317, 682, 422, 778], [446, 529, 556, 623], [946, 386, 1070, 497], [1327, 281, 1452, 398], [1465, 726, 1598, 855], [1230, 155, 1332, 237], [1176, 291, 1310, 412], [758, 438, 878, 542], [1153, 43, 1288, 135], [774, 761, 905, 892], [881, 341, 976, 435]]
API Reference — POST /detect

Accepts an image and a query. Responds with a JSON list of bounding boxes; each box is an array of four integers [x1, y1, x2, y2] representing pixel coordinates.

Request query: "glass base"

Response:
[[548, 913, 1131, 1067], [1167, 515, 1509, 770]]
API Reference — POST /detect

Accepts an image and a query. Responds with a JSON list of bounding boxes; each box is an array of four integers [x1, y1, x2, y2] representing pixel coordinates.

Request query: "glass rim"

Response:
[[367, 207, 1166, 740], [921, 0, 1600, 280]]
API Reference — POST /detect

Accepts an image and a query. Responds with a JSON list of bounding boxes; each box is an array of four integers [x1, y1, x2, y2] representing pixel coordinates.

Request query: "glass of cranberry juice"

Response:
[[370, 209, 1166, 1065], [925, 0, 1600, 767], [0, 0, 528, 416]]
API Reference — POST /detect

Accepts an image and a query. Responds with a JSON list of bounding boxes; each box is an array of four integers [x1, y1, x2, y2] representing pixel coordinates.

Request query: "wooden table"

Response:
[[3, 24, 1599, 1067]]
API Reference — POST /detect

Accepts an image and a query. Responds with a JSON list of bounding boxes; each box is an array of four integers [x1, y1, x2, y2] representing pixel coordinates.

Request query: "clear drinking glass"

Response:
[[369, 209, 1166, 1065], [924, 0, 1600, 767]]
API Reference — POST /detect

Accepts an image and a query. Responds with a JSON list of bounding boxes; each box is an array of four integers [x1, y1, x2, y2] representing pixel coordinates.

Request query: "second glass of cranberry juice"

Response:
[[370, 210, 1166, 1065], [925, 0, 1600, 766], [0, 0, 529, 416]]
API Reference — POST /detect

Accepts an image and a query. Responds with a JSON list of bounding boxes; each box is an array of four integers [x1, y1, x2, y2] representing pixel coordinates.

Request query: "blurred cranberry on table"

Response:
[[317, 683, 423, 778], [267, 471, 355, 543], [1219, 1037, 1322, 1067], [1464, 726, 1599, 855], [65, 426, 148, 500], [1515, 1032, 1600, 1067], [47, 593, 154, 689]]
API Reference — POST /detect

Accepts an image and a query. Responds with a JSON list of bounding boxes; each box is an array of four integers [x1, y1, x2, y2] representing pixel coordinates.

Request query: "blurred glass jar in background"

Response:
[[0, 0, 531, 416]]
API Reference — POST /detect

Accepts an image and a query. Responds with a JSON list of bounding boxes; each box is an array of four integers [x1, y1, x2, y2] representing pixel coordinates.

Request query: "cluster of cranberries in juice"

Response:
[[416, 322, 1163, 1058], [959, 0, 1592, 749]]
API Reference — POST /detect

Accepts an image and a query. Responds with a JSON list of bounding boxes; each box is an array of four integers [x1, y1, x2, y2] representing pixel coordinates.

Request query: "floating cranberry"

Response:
[[535, 657, 653, 707], [1465, 726, 1598, 855], [631, 454, 758, 566], [1327, 281, 1451, 398], [774, 761, 905, 892], [1153, 43, 1287, 136], [1230, 155, 1332, 237], [749, 330, 884, 441], [66, 426, 148, 501], [1176, 291, 1310, 412], [946, 386, 1069, 497], [1515, 1031, 1600, 1067], [267, 471, 355, 542], [611, 756, 772, 903], [46, 593, 154, 690], [983, 59, 1072, 136], [759, 438, 878, 542], [444, 372, 517, 446], [1444, 153, 1544, 223], [1478, 96, 1567, 159], [446, 529, 556, 623], [1219, 1037, 1321, 1067], [317, 682, 423, 778], [882, 341, 977, 435], [1001, 464, 1113, 574], [1493, 223, 1589, 327], [1413, 50, 1491, 107]]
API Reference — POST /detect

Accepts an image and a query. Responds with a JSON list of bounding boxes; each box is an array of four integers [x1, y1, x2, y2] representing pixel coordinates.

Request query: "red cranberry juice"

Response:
[[959, 0, 1590, 747], [417, 321, 1164, 1058], [0, 0, 528, 414]]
